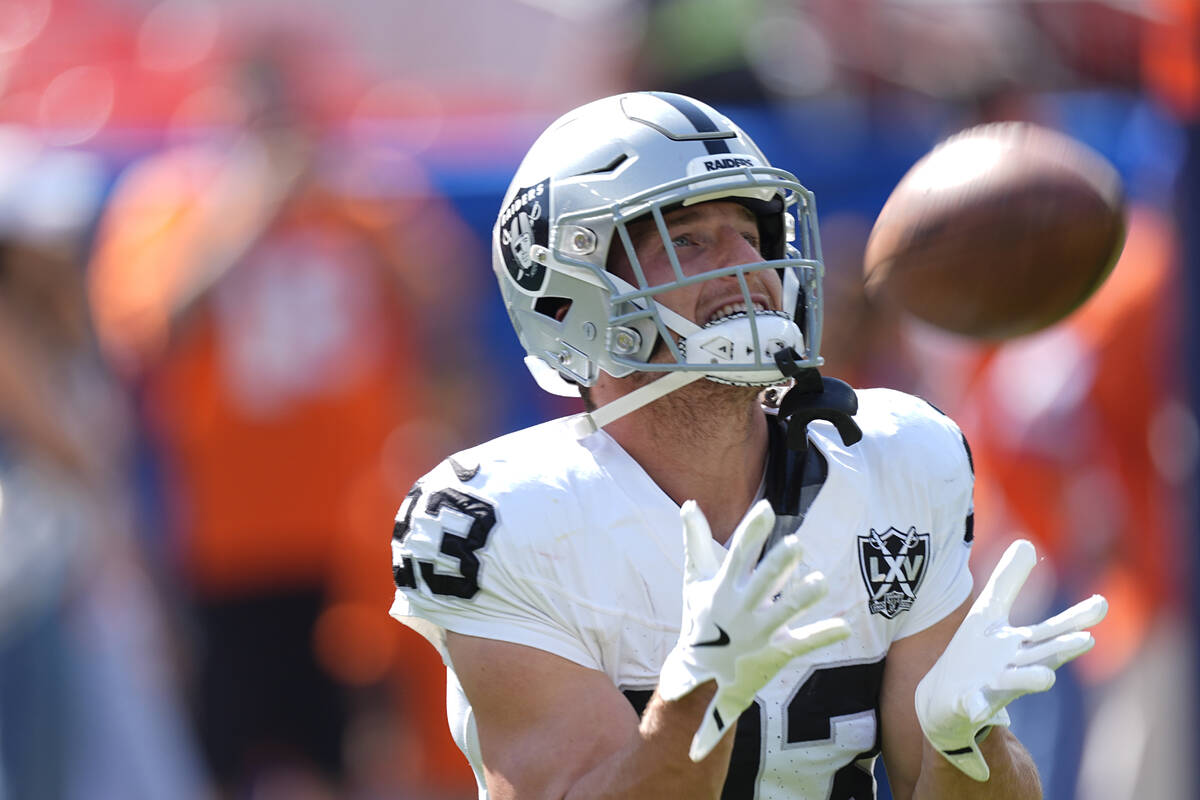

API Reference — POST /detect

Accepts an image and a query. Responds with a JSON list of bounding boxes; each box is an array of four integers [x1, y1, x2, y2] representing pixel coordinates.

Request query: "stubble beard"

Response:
[[628, 371, 765, 450]]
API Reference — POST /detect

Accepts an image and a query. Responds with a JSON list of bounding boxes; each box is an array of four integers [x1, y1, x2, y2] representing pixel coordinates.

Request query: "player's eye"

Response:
[[670, 234, 693, 248]]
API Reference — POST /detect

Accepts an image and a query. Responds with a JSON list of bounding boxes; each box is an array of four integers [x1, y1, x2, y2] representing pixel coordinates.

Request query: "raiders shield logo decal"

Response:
[[857, 526, 930, 619], [499, 179, 550, 292]]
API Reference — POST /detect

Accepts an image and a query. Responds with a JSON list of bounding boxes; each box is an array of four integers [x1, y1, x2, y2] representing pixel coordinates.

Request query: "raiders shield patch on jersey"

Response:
[[499, 179, 550, 292], [857, 526, 930, 619]]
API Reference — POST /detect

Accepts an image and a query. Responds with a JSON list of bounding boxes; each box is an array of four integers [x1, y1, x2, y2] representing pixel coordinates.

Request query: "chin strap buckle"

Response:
[[773, 348, 863, 452]]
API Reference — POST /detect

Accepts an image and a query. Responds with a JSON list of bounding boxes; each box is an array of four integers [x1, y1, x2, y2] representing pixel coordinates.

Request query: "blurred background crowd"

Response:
[[0, 0, 1195, 798]]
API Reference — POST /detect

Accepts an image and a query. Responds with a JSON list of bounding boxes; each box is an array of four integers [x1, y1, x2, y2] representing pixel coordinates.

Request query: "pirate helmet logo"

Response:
[[504, 202, 541, 272], [499, 179, 550, 292]]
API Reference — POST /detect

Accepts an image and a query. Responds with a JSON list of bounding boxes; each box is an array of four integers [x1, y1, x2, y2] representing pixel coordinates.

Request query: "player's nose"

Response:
[[704, 226, 781, 309], [712, 225, 763, 267]]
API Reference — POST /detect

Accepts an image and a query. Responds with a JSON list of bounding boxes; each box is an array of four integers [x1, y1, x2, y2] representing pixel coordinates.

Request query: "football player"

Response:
[[390, 92, 1107, 799]]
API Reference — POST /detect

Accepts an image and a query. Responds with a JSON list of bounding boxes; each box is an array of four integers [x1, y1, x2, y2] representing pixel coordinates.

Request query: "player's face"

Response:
[[610, 201, 783, 334]]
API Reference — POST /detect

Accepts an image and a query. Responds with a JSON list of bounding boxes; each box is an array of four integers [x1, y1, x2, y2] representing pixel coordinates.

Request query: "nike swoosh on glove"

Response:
[[658, 499, 851, 762], [915, 538, 1108, 781]]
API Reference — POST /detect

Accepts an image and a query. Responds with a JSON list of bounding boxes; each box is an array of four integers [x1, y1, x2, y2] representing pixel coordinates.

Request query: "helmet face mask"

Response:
[[493, 92, 825, 399]]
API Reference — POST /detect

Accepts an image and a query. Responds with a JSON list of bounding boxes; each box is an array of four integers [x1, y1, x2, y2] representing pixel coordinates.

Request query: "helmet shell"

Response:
[[492, 92, 824, 392]]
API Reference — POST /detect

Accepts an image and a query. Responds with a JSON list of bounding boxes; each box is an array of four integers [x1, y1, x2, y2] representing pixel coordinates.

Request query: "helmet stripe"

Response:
[[647, 92, 732, 155]]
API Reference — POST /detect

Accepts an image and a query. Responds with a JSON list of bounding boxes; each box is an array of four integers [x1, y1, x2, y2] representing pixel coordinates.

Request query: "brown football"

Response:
[[863, 122, 1126, 339]]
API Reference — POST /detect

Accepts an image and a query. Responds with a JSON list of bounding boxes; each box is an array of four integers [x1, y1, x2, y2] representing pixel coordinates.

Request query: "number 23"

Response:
[[392, 485, 496, 599]]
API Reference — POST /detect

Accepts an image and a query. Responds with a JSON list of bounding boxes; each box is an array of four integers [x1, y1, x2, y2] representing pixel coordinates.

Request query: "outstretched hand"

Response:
[[915, 539, 1108, 781], [658, 499, 851, 762]]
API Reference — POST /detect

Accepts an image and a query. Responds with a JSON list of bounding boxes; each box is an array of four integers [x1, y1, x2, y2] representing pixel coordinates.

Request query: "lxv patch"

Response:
[[857, 526, 929, 619]]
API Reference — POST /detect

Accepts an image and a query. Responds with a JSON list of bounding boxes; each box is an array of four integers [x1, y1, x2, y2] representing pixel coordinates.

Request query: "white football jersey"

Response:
[[390, 388, 974, 800]]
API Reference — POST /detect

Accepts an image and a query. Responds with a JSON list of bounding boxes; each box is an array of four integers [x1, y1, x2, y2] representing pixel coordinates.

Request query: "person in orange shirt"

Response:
[[943, 205, 1193, 799], [88, 45, 482, 799]]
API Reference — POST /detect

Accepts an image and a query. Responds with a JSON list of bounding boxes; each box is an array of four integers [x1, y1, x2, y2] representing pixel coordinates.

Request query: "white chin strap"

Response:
[[572, 370, 708, 438]]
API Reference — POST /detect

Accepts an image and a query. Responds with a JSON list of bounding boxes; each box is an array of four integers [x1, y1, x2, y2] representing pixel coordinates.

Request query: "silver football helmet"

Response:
[[492, 92, 825, 425]]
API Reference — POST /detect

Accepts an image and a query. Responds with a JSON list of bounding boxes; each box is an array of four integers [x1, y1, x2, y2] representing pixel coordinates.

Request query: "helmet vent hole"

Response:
[[575, 154, 628, 176], [535, 296, 573, 322]]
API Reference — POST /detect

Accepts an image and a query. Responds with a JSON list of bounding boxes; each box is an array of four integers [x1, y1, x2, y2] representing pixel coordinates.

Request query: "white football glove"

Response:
[[658, 499, 851, 762], [915, 539, 1108, 781]]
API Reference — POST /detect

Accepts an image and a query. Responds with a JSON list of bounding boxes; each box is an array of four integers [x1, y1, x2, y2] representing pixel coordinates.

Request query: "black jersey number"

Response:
[[781, 659, 886, 800], [391, 485, 496, 599], [624, 658, 885, 800], [391, 485, 422, 589]]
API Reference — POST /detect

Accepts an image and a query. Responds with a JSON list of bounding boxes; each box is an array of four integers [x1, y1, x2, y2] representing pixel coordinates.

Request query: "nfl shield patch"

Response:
[[857, 527, 930, 619]]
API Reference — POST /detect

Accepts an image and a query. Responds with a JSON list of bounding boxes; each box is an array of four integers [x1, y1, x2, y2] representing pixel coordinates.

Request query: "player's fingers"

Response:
[[722, 500, 776, 581], [742, 534, 807, 610], [974, 539, 1037, 619], [756, 566, 826, 629], [1026, 595, 1108, 641], [962, 690, 993, 725], [963, 692, 1012, 728], [992, 664, 1056, 697], [680, 500, 722, 581], [1013, 632, 1095, 671], [780, 616, 851, 659]]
